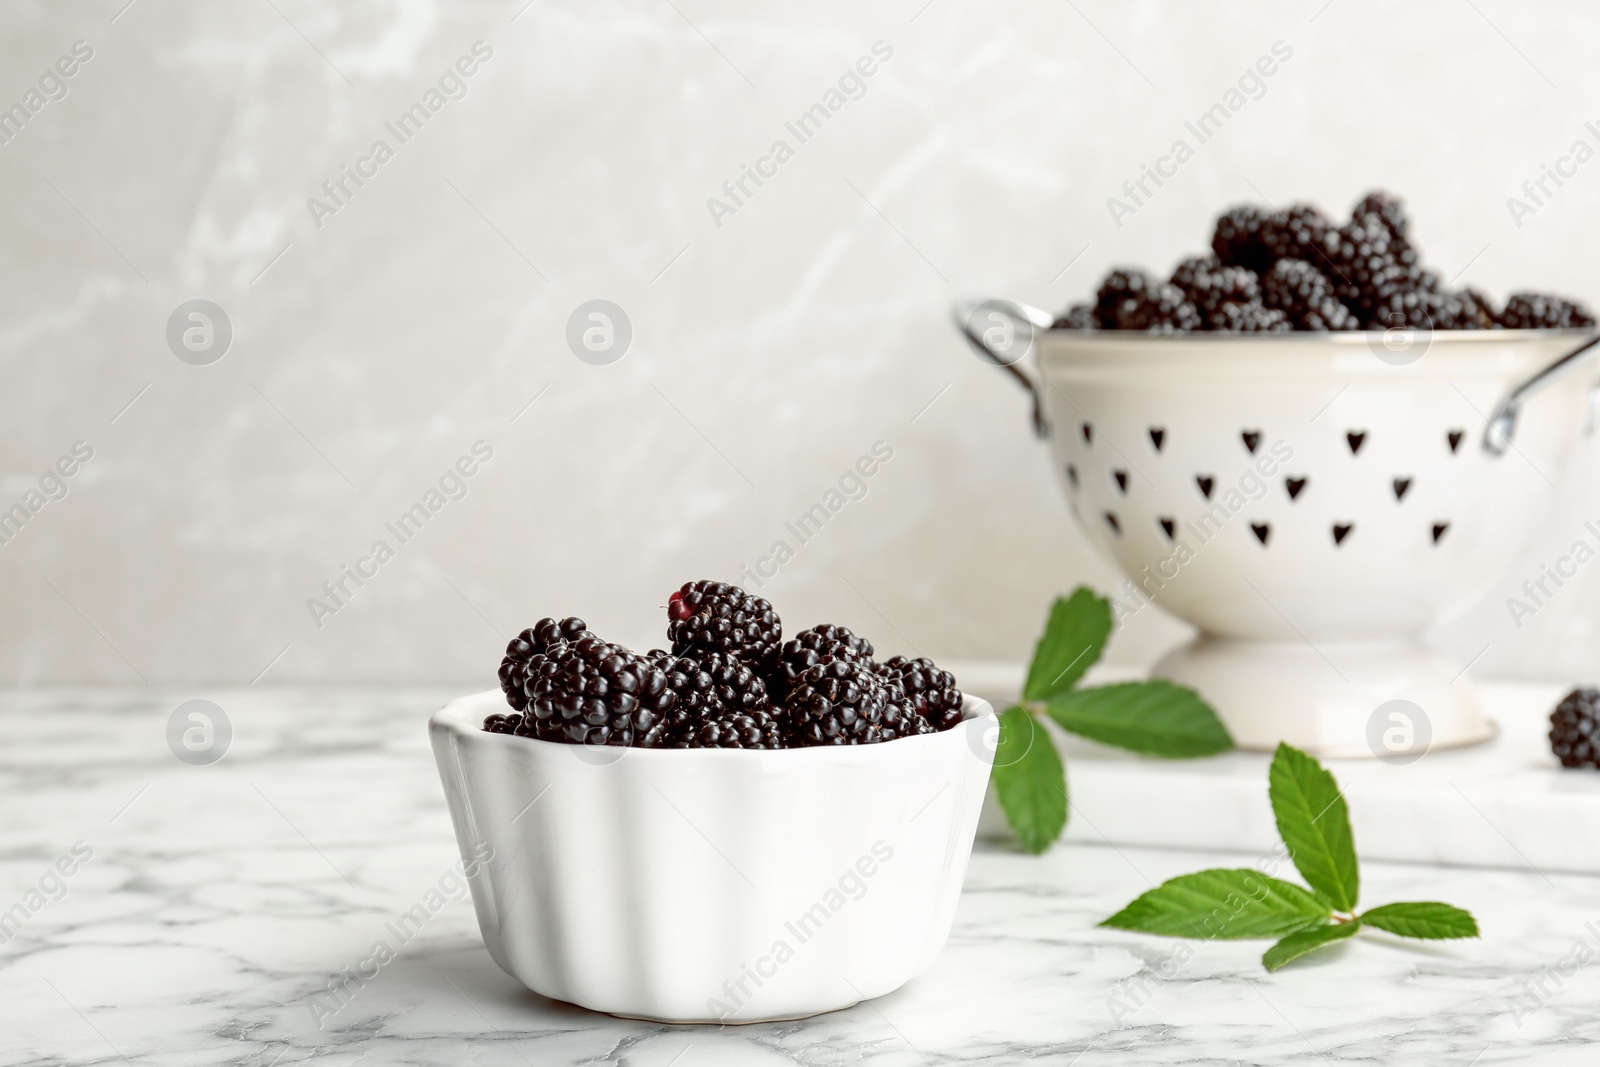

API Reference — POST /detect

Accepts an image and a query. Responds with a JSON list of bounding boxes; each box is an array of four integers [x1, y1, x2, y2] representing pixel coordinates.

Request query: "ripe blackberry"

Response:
[[1500, 293, 1597, 330], [1115, 283, 1202, 333], [1550, 688, 1600, 769], [1352, 190, 1411, 240], [1262, 259, 1357, 331], [1450, 288, 1500, 330], [1171, 256, 1260, 327], [499, 617, 592, 710], [1323, 212, 1422, 327], [772, 624, 875, 700], [690, 706, 785, 749], [782, 659, 923, 745], [650, 649, 778, 747], [483, 712, 522, 734], [1213, 301, 1290, 333], [515, 635, 670, 747], [667, 580, 782, 667], [1093, 269, 1156, 328], [1261, 204, 1335, 266], [1368, 270, 1454, 330], [1211, 205, 1274, 274], [1053, 304, 1096, 330], [878, 656, 964, 732]]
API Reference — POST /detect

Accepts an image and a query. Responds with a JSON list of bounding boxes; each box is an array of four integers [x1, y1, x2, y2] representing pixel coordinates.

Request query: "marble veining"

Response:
[[3, 688, 1599, 1065]]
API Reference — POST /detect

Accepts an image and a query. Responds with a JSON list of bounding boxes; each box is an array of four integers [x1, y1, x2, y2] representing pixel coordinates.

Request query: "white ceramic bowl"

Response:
[[429, 690, 997, 1023], [957, 302, 1599, 756]]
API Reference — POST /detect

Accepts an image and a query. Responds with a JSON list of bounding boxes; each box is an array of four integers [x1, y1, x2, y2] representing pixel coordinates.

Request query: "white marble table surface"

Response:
[[4, 688, 1599, 1066]]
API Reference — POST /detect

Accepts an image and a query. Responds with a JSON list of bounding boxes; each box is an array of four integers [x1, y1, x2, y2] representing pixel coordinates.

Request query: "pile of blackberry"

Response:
[[483, 580, 964, 750], [1053, 191, 1594, 334]]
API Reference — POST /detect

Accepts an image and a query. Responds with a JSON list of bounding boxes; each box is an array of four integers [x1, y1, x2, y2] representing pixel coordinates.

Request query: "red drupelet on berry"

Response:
[[667, 580, 782, 668]]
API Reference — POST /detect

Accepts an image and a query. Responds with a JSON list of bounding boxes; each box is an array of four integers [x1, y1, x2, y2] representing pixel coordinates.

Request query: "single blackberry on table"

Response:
[[877, 656, 964, 732], [1500, 292, 1597, 330], [1211, 205, 1275, 274], [499, 616, 592, 710], [667, 580, 782, 667], [783, 659, 923, 745], [1114, 283, 1202, 333], [1550, 688, 1600, 769], [1213, 301, 1291, 333], [1261, 259, 1357, 331], [1093, 269, 1156, 328], [1053, 304, 1096, 330], [772, 624, 874, 700], [1171, 257, 1260, 327], [1260, 204, 1335, 267], [511, 635, 670, 747]]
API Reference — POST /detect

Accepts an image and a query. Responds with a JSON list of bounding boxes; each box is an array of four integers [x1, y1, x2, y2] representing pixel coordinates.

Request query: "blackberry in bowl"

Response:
[[433, 586, 992, 1023]]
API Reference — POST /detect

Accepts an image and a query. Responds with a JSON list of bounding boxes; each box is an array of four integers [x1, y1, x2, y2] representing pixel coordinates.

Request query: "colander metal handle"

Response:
[[951, 299, 1054, 438], [1484, 333, 1600, 454]]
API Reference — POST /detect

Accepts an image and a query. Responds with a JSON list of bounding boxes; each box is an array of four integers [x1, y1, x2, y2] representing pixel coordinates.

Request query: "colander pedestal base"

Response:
[[1152, 636, 1495, 759]]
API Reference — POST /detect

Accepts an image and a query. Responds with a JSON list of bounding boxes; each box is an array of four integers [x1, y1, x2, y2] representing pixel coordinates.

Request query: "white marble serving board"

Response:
[[951, 662, 1600, 876]]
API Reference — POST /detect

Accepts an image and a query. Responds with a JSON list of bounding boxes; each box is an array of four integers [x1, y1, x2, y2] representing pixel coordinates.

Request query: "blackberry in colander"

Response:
[[1500, 292, 1596, 330], [1171, 257, 1260, 327], [1550, 688, 1600, 769], [1093, 269, 1157, 328], [667, 580, 782, 668], [1053, 304, 1096, 330], [1116, 283, 1203, 333], [1213, 301, 1290, 333], [1211, 204, 1274, 274], [1261, 259, 1357, 331]]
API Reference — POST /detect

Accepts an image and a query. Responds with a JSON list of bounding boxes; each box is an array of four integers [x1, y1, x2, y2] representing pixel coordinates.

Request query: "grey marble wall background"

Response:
[[3, 0, 1599, 685]]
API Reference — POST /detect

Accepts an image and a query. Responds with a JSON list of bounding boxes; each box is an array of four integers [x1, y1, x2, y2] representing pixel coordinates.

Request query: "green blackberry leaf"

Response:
[[1023, 588, 1112, 702], [1046, 680, 1232, 757], [1269, 743, 1359, 913], [1101, 868, 1332, 940], [991, 706, 1067, 854], [1361, 902, 1479, 940], [1263, 920, 1361, 971]]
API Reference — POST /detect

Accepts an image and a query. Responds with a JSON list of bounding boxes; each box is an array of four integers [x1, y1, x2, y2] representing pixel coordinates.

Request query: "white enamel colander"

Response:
[[956, 300, 1600, 757]]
